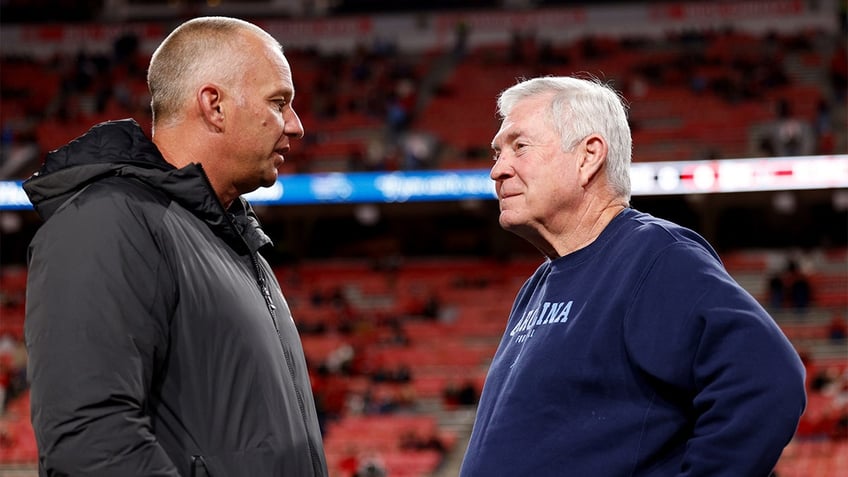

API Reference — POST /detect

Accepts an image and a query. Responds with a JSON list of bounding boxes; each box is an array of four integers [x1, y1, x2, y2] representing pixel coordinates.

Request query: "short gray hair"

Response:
[[497, 76, 632, 201], [147, 16, 281, 128]]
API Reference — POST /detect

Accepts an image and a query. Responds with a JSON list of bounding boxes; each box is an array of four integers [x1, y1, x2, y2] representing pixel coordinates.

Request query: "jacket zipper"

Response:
[[250, 253, 323, 476], [190, 455, 208, 477]]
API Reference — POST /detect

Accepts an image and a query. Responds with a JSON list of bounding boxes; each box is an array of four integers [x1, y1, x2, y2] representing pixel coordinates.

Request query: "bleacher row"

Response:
[[1, 249, 846, 475]]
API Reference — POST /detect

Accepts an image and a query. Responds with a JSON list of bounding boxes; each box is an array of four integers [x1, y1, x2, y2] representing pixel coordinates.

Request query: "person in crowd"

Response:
[[766, 257, 814, 312], [460, 76, 807, 477], [23, 17, 328, 476], [354, 452, 387, 477], [784, 259, 812, 312], [828, 311, 847, 341], [767, 266, 787, 309]]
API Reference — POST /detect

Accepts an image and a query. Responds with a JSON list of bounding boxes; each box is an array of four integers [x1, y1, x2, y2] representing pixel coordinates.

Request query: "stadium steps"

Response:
[[428, 404, 476, 477]]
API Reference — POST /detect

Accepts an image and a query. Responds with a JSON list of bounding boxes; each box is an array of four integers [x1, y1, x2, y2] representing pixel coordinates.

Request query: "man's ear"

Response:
[[198, 84, 225, 132], [578, 134, 608, 187]]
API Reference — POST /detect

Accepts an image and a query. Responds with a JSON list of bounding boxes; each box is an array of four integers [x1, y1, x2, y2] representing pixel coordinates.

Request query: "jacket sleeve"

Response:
[[25, 189, 181, 476], [624, 242, 806, 477]]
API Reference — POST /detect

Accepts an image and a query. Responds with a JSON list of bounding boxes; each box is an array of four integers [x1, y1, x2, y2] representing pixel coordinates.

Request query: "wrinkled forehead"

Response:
[[491, 117, 517, 148], [492, 94, 553, 146]]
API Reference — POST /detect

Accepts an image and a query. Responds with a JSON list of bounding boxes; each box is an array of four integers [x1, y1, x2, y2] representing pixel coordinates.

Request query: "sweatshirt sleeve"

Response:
[[624, 242, 806, 477], [25, 189, 181, 476]]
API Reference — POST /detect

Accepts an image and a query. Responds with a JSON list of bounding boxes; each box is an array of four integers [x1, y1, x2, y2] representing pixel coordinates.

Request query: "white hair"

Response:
[[497, 76, 632, 202]]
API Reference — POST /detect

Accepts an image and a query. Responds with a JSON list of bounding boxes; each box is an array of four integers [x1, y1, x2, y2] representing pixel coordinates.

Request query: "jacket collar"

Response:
[[24, 119, 272, 254]]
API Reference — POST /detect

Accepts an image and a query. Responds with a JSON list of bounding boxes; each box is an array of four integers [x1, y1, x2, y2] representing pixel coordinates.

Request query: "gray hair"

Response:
[[497, 76, 632, 201], [147, 16, 281, 129]]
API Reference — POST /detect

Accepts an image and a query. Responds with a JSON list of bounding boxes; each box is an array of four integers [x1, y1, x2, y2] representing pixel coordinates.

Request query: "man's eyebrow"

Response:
[[271, 90, 295, 104], [494, 130, 523, 146]]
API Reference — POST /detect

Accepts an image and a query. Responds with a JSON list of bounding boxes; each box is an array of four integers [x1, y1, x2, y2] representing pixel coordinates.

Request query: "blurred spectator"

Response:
[[829, 43, 847, 101], [443, 379, 478, 408], [371, 364, 412, 384], [422, 292, 442, 320], [452, 20, 470, 59], [810, 367, 835, 393], [354, 452, 387, 477], [0, 356, 9, 413], [826, 371, 848, 440], [456, 380, 478, 405], [325, 343, 356, 375], [0, 333, 17, 357], [537, 39, 568, 67], [508, 31, 529, 64], [828, 312, 847, 341], [767, 268, 786, 309], [400, 132, 437, 170], [814, 99, 836, 154], [769, 99, 816, 157], [381, 320, 410, 346], [400, 429, 448, 454], [768, 258, 814, 311], [338, 447, 360, 476], [346, 145, 368, 171], [0, 336, 26, 412], [785, 259, 812, 312], [386, 79, 417, 137]]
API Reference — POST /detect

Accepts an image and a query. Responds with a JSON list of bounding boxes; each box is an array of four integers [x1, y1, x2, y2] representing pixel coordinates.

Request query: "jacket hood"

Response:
[[24, 119, 271, 254], [24, 119, 171, 218]]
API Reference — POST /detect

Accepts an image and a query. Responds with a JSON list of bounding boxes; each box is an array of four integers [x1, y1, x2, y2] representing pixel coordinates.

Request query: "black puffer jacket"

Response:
[[23, 119, 328, 477]]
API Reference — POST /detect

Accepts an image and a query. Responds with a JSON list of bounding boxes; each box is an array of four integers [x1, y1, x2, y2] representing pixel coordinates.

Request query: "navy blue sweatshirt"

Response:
[[460, 208, 805, 477]]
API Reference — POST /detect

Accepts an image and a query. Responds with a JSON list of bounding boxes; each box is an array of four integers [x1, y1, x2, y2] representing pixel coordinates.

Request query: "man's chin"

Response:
[[259, 175, 279, 189], [499, 217, 520, 233], [498, 210, 521, 228]]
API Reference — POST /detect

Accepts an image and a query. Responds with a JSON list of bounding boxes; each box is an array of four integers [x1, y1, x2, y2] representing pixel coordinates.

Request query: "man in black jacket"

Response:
[[24, 17, 329, 476]]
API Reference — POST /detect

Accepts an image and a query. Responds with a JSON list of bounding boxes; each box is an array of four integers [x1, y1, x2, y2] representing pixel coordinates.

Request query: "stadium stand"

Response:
[[1, 250, 847, 475], [1, 6, 846, 179]]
